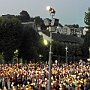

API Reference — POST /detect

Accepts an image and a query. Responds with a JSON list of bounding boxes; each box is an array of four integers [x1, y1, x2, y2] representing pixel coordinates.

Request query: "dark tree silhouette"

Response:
[[19, 10, 30, 22], [0, 17, 23, 63], [19, 25, 40, 63]]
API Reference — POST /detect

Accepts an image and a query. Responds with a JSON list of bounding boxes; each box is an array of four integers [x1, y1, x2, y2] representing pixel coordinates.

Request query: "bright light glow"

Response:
[[65, 46, 68, 50], [87, 58, 90, 62], [44, 39, 48, 46], [14, 49, 18, 54], [46, 6, 51, 11], [89, 47, 90, 52]]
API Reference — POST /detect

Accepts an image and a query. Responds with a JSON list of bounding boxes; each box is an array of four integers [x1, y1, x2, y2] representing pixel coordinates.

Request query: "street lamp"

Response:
[[14, 49, 18, 64], [87, 47, 90, 62], [44, 39, 48, 46], [46, 6, 55, 18], [89, 47, 90, 58], [46, 6, 56, 90], [65, 46, 68, 65]]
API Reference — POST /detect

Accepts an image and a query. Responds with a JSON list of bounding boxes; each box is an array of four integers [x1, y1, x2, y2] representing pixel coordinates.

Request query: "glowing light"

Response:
[[44, 39, 48, 46], [46, 6, 51, 11], [87, 58, 90, 62]]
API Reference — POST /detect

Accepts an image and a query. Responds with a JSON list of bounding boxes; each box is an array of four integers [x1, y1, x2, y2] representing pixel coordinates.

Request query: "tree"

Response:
[[19, 10, 30, 22], [19, 25, 40, 63], [82, 30, 90, 58], [0, 17, 23, 63], [38, 36, 49, 62], [84, 8, 90, 29], [73, 24, 79, 28], [83, 8, 90, 58], [34, 16, 45, 30]]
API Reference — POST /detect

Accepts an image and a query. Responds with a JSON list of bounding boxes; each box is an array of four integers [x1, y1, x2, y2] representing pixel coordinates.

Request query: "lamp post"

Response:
[[65, 46, 68, 65], [44, 39, 48, 46], [14, 49, 18, 64], [87, 47, 90, 62], [89, 47, 90, 58], [46, 6, 55, 90]]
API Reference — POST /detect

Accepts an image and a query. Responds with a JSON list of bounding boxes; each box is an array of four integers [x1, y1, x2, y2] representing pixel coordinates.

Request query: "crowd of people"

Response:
[[0, 62, 90, 90]]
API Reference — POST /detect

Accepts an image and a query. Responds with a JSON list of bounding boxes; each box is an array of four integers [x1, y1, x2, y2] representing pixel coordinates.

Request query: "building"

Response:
[[38, 29, 84, 46], [22, 22, 35, 29], [20, 19, 84, 46], [56, 24, 84, 37]]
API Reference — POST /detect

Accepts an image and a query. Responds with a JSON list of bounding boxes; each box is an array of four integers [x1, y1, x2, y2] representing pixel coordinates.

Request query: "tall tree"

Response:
[[34, 16, 45, 30], [84, 8, 90, 29], [0, 17, 22, 63], [19, 10, 30, 22], [83, 8, 90, 58], [19, 25, 40, 63]]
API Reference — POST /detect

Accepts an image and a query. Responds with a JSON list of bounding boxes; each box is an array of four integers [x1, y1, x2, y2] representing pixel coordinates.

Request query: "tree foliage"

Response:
[[84, 8, 90, 29], [34, 16, 45, 30], [0, 17, 23, 63], [83, 8, 90, 58], [19, 25, 40, 63], [18, 10, 30, 22]]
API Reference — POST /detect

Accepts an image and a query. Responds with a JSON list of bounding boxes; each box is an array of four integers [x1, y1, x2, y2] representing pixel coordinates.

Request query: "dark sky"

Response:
[[0, 0, 90, 26]]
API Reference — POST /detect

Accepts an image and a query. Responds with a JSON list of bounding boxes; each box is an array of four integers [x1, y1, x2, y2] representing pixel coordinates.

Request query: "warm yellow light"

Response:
[[44, 39, 48, 45], [14, 49, 18, 54], [87, 58, 90, 62], [46, 6, 51, 11], [89, 47, 90, 52]]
